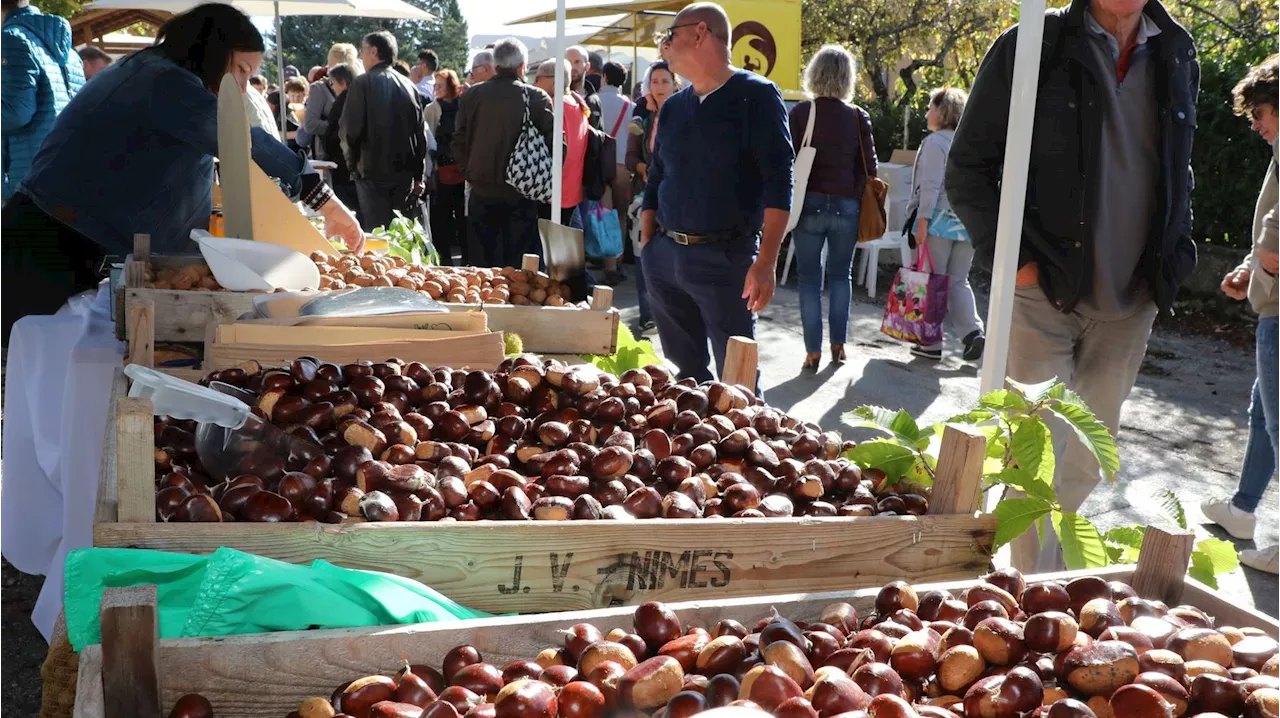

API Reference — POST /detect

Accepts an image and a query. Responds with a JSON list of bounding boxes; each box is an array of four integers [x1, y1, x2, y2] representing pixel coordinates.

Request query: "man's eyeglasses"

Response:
[[657, 22, 700, 45]]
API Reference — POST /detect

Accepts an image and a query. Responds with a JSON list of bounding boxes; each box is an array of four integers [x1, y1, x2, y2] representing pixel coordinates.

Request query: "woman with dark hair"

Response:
[[1, 2, 362, 341], [425, 69, 466, 265], [625, 61, 678, 336]]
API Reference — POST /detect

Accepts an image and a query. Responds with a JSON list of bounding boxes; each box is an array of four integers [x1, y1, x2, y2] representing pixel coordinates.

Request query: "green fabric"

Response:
[[64, 547, 490, 651]]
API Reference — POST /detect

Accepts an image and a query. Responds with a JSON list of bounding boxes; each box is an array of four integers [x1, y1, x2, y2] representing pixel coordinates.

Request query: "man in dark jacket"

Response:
[[454, 37, 554, 267], [946, 0, 1199, 572], [322, 63, 360, 220], [340, 31, 430, 231]]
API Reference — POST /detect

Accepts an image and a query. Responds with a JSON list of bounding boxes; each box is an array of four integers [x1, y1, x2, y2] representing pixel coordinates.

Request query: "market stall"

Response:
[[71, 526, 1279, 717]]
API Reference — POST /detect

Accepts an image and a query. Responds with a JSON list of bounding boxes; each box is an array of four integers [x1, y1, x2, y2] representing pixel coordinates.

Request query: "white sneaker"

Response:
[[1201, 497, 1256, 540], [1240, 545, 1279, 575]]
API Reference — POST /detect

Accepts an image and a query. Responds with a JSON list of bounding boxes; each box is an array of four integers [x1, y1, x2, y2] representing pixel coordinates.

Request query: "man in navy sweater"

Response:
[[639, 2, 794, 386]]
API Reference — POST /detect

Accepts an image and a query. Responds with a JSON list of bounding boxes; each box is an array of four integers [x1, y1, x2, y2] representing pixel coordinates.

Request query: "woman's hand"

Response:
[[1221, 268, 1250, 300], [321, 197, 365, 253], [914, 217, 929, 246], [1015, 261, 1039, 289], [636, 162, 647, 182], [1258, 246, 1279, 274]]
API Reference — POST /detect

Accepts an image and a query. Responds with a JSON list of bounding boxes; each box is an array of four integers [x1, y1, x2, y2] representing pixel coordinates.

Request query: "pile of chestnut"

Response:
[[163, 568, 1280, 718], [311, 252, 580, 307], [152, 354, 927, 524]]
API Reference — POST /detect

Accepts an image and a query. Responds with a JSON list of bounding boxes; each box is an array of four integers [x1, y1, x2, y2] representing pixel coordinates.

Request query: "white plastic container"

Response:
[[192, 231, 321, 291]]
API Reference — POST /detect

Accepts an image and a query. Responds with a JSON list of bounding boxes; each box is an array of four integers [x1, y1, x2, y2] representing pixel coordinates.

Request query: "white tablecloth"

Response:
[[2, 283, 125, 640]]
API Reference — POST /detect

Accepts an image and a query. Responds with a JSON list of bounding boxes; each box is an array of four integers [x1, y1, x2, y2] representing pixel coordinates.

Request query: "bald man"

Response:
[[566, 45, 594, 97], [639, 2, 794, 388]]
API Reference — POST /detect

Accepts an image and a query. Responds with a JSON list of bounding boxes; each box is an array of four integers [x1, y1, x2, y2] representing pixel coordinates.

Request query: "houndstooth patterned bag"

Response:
[[505, 90, 554, 203]]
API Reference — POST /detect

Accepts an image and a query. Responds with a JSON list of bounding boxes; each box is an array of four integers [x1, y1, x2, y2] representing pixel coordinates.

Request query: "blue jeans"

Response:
[[791, 193, 860, 353], [1234, 315, 1279, 513]]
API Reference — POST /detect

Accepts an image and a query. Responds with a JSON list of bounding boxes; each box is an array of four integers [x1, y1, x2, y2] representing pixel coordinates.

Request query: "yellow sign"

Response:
[[719, 0, 802, 93]]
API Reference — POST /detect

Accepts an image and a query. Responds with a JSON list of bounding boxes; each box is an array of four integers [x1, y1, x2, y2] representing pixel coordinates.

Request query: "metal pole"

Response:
[[979, 0, 1047, 395], [275, 0, 286, 138], [551, 0, 566, 224], [632, 13, 638, 97]]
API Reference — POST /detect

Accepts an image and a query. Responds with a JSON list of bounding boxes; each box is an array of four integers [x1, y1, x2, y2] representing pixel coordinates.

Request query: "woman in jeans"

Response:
[[906, 87, 985, 362], [626, 61, 680, 337], [787, 45, 877, 371], [1201, 55, 1279, 574]]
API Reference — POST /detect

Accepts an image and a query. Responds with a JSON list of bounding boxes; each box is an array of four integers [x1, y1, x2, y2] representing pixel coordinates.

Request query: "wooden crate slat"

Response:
[[94, 513, 997, 614], [75, 568, 1142, 718], [206, 332, 508, 371]]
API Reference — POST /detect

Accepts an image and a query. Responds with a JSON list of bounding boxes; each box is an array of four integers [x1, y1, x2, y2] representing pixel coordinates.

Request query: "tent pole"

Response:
[[551, 0, 566, 225], [632, 13, 638, 96], [980, 0, 1046, 397], [275, 0, 286, 137]]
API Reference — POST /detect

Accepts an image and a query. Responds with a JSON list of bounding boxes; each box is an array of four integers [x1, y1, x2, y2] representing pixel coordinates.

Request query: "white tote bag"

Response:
[[785, 100, 817, 234]]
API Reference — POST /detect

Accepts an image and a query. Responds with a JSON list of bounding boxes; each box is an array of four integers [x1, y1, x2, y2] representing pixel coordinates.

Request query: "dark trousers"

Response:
[[467, 193, 541, 268], [354, 177, 421, 232], [643, 233, 757, 385], [1, 193, 106, 345], [430, 183, 467, 266], [332, 180, 361, 223]]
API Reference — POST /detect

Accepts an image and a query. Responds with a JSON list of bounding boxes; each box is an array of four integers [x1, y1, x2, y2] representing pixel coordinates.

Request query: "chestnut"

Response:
[[167, 694, 214, 718], [937, 644, 985, 694], [342, 675, 398, 717], [1189, 673, 1244, 716], [618, 656, 685, 709], [962, 666, 1043, 718], [1134, 671, 1189, 716], [974, 617, 1027, 666], [558, 681, 606, 718], [579, 641, 639, 676], [1025, 611, 1079, 654], [1062, 640, 1140, 696], [453, 663, 505, 697], [876, 581, 920, 615], [738, 664, 803, 711], [1079, 598, 1124, 638], [493, 679, 557, 718], [1168, 628, 1234, 667]]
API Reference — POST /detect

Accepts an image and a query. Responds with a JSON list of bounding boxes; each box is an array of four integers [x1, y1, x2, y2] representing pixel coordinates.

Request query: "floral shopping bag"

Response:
[[880, 243, 950, 346]]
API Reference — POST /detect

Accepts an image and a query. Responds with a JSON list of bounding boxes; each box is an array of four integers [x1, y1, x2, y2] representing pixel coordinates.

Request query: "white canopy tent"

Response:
[[82, 0, 436, 129]]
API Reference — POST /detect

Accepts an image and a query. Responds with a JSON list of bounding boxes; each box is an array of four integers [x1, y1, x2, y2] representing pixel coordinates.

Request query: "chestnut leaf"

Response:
[[1052, 510, 1108, 570], [991, 497, 1052, 550]]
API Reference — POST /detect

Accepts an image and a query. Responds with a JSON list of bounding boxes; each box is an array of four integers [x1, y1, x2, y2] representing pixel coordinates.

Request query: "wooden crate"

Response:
[[71, 527, 1279, 718], [93, 342, 997, 615], [119, 237, 620, 355]]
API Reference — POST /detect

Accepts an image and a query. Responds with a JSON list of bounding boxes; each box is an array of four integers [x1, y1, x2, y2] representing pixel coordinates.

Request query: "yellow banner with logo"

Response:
[[719, 0, 802, 94]]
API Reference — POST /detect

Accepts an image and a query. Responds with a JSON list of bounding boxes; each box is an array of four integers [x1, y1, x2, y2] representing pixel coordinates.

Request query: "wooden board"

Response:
[[124, 284, 616, 354], [95, 382, 996, 614], [449, 303, 619, 355], [215, 73, 330, 256], [70, 562, 1280, 718], [206, 331, 507, 371], [216, 323, 484, 346]]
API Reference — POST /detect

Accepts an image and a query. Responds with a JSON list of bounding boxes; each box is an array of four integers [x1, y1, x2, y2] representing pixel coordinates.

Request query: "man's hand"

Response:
[[322, 197, 365, 253], [742, 258, 776, 313], [1016, 261, 1039, 289], [1258, 247, 1279, 274], [413, 179, 426, 197], [640, 209, 657, 250], [1221, 268, 1250, 300]]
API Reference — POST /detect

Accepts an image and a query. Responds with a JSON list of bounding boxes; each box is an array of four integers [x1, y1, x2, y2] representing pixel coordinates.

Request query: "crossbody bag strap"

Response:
[[801, 100, 816, 149], [854, 105, 872, 177]]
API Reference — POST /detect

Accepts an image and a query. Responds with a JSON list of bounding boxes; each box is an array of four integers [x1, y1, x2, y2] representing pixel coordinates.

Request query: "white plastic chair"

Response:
[[780, 239, 825, 286], [854, 230, 913, 298]]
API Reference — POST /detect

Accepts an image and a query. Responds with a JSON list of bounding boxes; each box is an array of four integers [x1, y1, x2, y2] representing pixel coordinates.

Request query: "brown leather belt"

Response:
[[663, 228, 750, 245]]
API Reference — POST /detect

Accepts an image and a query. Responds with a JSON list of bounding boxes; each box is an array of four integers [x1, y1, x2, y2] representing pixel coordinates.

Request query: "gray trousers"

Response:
[[1007, 285, 1158, 572], [921, 236, 984, 350]]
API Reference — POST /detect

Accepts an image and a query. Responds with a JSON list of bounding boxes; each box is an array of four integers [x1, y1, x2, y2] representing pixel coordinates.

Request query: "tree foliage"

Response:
[[803, 0, 1012, 151], [270, 0, 468, 80]]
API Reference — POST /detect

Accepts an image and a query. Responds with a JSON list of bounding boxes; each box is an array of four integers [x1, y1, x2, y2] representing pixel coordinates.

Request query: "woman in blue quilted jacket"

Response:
[[1, 3, 363, 344]]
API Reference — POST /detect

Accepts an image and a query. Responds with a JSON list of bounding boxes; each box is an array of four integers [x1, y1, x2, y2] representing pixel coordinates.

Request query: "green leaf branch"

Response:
[[843, 378, 1238, 583]]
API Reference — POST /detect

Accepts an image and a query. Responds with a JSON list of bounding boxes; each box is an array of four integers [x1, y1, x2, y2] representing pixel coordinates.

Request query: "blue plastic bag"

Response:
[[583, 200, 623, 259]]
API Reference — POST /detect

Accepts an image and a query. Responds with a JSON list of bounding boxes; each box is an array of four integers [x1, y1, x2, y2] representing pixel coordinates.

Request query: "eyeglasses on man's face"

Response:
[[658, 22, 700, 45]]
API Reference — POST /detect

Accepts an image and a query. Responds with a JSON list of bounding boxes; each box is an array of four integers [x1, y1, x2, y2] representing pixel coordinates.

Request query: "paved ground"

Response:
[[613, 269, 1278, 616]]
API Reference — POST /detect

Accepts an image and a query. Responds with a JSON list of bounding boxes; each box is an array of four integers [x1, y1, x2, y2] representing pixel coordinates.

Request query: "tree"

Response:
[[802, 0, 1010, 153], [33, 0, 85, 19], [272, 0, 468, 78]]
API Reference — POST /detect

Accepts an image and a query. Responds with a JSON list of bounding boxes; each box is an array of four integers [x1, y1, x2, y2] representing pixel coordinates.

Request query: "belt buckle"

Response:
[[672, 232, 691, 246]]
